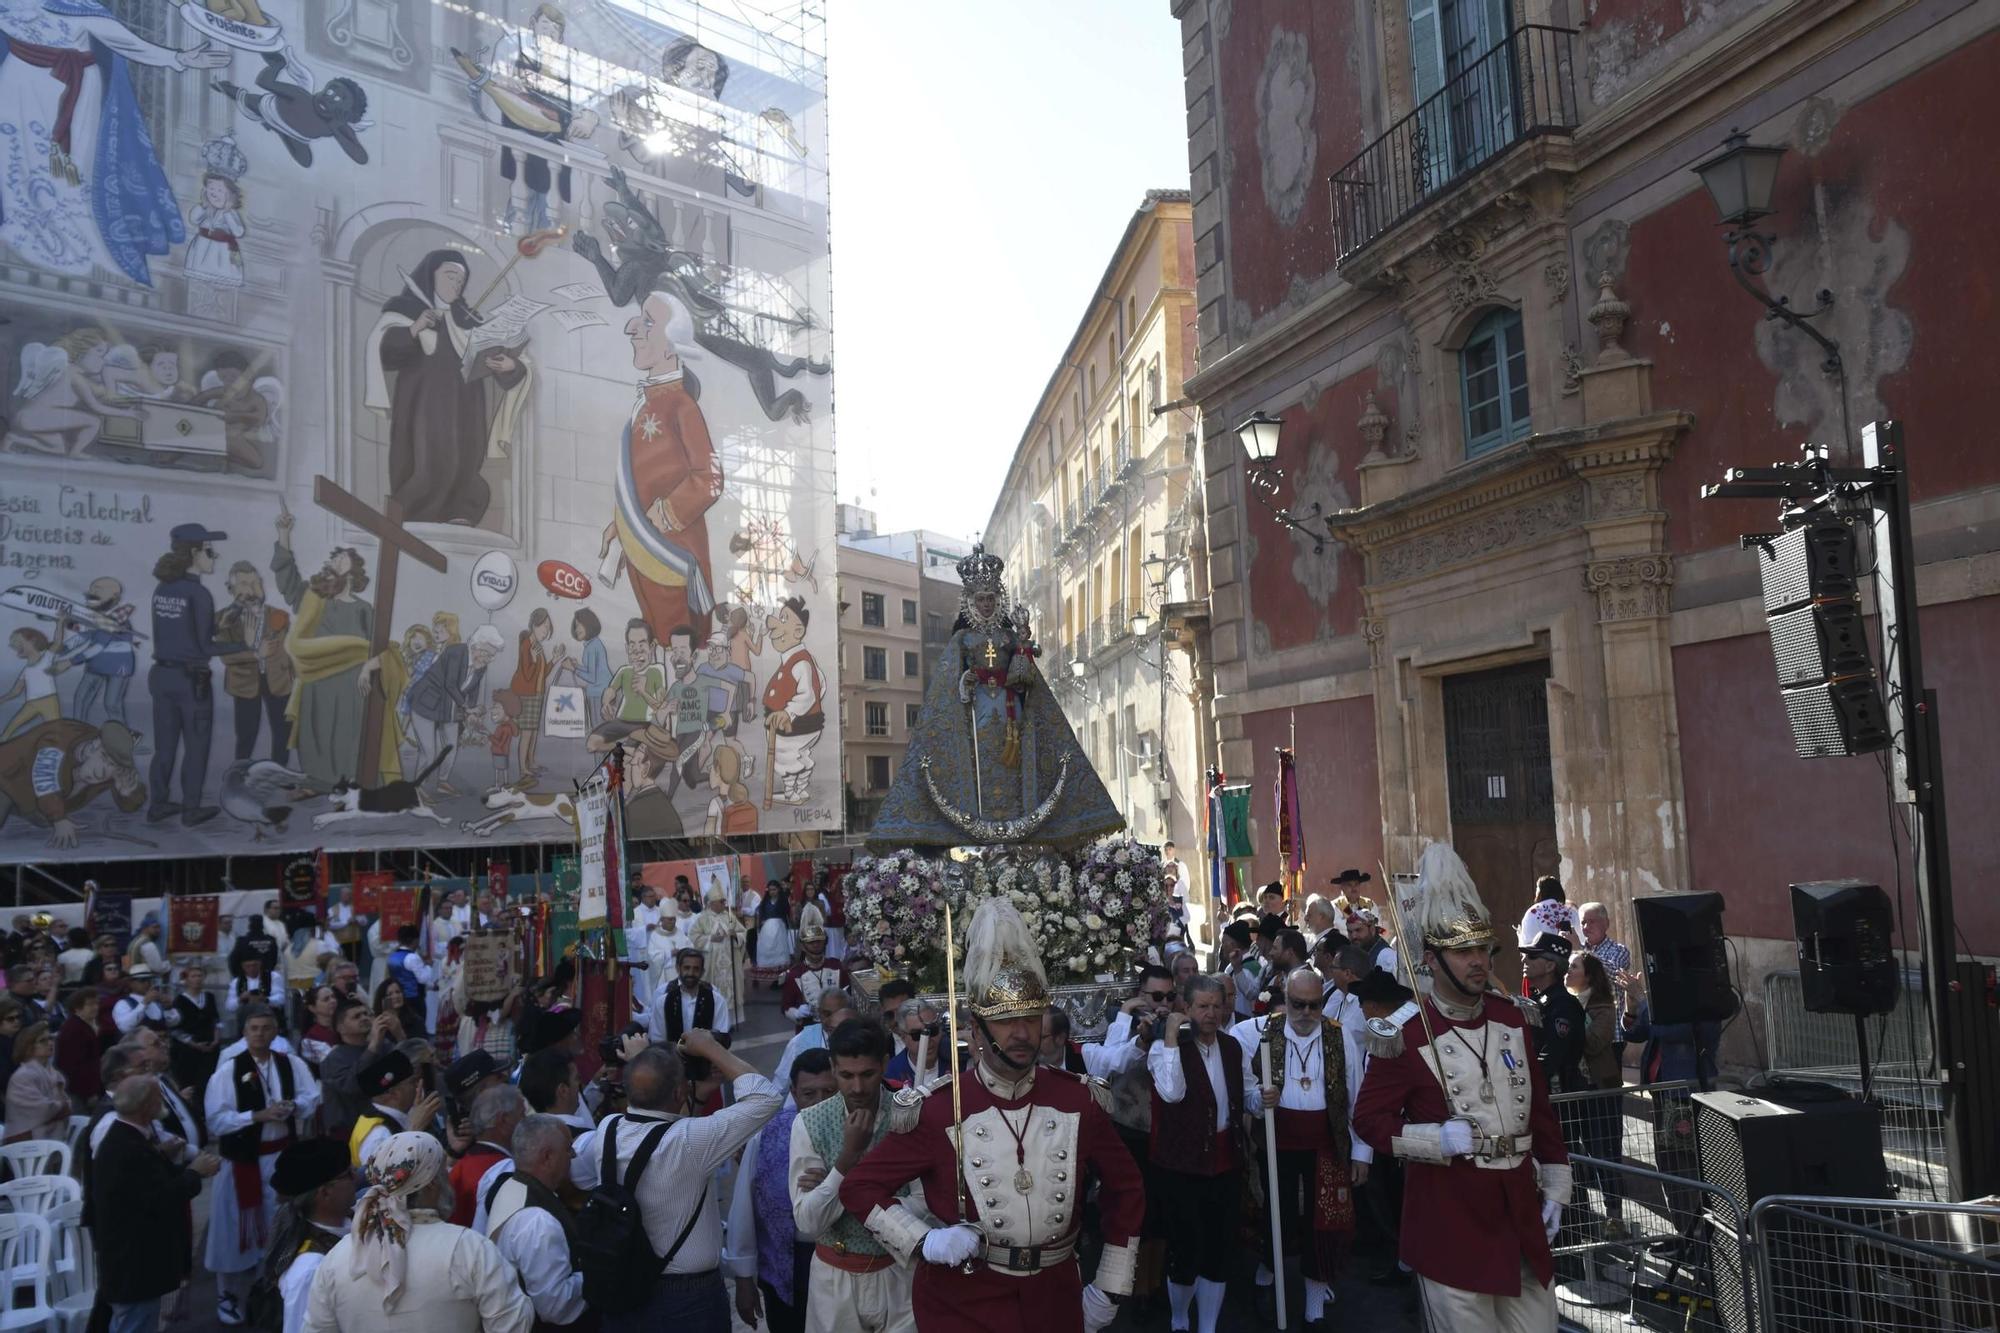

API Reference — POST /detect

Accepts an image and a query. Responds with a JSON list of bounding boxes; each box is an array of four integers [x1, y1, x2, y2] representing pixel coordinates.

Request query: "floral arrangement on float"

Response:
[[845, 835, 1170, 992]]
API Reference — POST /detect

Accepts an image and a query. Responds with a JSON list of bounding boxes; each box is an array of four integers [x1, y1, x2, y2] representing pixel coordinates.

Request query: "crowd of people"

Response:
[[0, 848, 1714, 1333]]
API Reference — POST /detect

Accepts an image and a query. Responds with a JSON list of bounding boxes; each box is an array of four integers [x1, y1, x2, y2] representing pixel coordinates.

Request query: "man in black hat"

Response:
[[1217, 919, 1256, 1018], [147, 520, 243, 826], [517, 1003, 583, 1067], [446, 1047, 504, 1106], [260, 1137, 356, 1333], [348, 1048, 441, 1169], [1522, 934, 1586, 1094]]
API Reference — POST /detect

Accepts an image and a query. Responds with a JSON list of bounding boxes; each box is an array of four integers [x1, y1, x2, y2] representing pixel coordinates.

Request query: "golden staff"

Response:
[[1379, 860, 1449, 1090], [941, 902, 972, 1231]]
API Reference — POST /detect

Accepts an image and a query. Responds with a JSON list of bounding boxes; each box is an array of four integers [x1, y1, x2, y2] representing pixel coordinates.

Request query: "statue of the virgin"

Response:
[[868, 546, 1125, 852]]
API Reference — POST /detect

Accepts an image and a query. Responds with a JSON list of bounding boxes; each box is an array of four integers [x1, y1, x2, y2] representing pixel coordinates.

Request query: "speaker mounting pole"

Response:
[[1703, 420, 1985, 1199]]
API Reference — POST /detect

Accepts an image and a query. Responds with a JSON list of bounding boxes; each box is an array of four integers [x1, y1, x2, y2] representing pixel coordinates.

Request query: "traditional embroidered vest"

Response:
[[1253, 1018, 1350, 1149], [799, 1091, 890, 1257], [1150, 1033, 1244, 1176], [218, 1049, 295, 1163], [660, 982, 716, 1043]]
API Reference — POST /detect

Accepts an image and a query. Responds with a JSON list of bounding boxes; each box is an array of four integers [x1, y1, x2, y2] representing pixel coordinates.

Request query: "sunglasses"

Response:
[[1287, 996, 1326, 1010], [1142, 990, 1174, 1003]]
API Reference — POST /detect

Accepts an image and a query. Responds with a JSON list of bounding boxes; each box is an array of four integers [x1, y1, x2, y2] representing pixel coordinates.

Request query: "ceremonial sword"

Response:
[[941, 901, 981, 1272]]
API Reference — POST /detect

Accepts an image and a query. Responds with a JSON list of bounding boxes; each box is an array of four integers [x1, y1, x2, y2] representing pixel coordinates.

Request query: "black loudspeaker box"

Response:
[[1791, 879, 1900, 1016], [1692, 1085, 1889, 1207], [1635, 892, 1735, 1025]]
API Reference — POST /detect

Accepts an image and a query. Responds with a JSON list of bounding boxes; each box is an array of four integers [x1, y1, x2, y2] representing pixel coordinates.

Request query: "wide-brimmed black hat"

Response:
[[1256, 912, 1286, 940], [1330, 869, 1372, 886], [1222, 921, 1253, 948], [520, 1005, 583, 1054], [1351, 968, 1415, 1007], [356, 1050, 416, 1098], [271, 1138, 350, 1198]]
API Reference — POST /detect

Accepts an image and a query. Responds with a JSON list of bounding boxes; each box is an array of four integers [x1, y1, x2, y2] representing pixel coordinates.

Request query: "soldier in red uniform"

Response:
[[780, 904, 850, 1027], [1352, 842, 1571, 1332], [839, 897, 1146, 1332]]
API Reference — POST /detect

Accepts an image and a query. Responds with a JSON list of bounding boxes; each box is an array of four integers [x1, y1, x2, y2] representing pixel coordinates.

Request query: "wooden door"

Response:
[[1443, 661, 1559, 984]]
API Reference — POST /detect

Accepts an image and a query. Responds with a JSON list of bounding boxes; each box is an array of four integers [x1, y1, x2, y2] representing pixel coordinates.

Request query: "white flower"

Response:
[[1083, 913, 1104, 931]]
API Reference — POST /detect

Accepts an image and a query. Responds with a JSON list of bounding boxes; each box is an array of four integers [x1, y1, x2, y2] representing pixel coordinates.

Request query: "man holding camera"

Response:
[[569, 1029, 781, 1330], [1352, 843, 1570, 1332], [113, 962, 178, 1035], [789, 1018, 915, 1332]]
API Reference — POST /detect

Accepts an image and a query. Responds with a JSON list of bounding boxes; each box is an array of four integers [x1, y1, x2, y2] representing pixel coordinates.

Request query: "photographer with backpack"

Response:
[[568, 1030, 780, 1331]]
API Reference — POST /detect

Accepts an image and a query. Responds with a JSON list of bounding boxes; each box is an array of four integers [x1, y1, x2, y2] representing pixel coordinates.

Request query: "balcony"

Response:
[[1106, 598, 1130, 643], [1329, 25, 1577, 261]]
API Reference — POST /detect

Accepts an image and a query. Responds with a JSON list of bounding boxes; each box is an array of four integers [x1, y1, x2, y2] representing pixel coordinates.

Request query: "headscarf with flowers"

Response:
[[349, 1130, 446, 1310]]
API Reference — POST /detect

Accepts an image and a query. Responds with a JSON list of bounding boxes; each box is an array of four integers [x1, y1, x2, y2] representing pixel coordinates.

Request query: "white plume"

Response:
[[962, 895, 1045, 1001], [1410, 840, 1491, 942]]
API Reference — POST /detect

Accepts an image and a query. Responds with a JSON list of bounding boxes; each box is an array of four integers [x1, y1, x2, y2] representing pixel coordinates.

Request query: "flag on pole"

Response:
[[1205, 769, 1227, 907], [1274, 747, 1306, 902]]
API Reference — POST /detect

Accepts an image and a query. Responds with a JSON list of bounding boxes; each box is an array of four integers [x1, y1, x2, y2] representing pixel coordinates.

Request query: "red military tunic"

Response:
[[840, 1063, 1145, 1332], [1352, 992, 1568, 1296], [779, 956, 850, 1018], [619, 377, 721, 647]]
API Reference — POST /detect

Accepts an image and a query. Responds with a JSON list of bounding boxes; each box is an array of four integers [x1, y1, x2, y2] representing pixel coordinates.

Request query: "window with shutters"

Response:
[[865, 702, 888, 737], [903, 651, 919, 677], [864, 647, 887, 681], [861, 593, 884, 627], [866, 754, 891, 789], [1460, 309, 1531, 455], [1407, 0, 1515, 183]]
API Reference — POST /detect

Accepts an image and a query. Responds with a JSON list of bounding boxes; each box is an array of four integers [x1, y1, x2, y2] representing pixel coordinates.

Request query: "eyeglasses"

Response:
[[1287, 996, 1326, 1010], [201, 546, 217, 558], [1142, 990, 1174, 1003]]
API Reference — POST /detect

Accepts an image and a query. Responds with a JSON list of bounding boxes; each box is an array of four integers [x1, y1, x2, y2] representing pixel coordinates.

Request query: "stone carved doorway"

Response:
[[1443, 659, 1559, 982]]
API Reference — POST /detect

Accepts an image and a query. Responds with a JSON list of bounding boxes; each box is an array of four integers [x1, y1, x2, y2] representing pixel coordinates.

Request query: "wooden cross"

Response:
[[312, 475, 448, 786]]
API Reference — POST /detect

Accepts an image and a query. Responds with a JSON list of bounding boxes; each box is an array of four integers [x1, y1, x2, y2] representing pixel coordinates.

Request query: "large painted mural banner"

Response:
[[0, 0, 837, 861]]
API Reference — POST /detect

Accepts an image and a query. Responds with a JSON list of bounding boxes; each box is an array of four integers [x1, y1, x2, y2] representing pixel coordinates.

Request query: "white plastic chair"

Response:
[[46, 1198, 93, 1333], [63, 1116, 89, 1160], [0, 1172, 82, 1216], [0, 1212, 55, 1330], [0, 1138, 70, 1180]]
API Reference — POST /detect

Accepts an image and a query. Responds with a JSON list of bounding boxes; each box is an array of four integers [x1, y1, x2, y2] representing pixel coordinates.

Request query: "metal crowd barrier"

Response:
[[1750, 1196, 2000, 1333], [1552, 1153, 1752, 1333]]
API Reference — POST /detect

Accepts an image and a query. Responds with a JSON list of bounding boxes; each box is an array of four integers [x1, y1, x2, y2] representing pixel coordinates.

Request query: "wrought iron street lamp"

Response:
[[1691, 128, 1842, 381], [1233, 411, 1326, 555], [1129, 610, 1151, 637]]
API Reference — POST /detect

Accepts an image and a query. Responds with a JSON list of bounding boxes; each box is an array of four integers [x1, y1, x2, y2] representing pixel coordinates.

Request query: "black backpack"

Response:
[[573, 1115, 706, 1316]]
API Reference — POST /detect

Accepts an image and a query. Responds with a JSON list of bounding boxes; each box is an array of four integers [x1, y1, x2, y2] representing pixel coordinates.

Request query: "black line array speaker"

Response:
[[1692, 1085, 1889, 1206], [1791, 879, 1899, 1016], [1635, 892, 1735, 1025], [1755, 521, 1891, 758]]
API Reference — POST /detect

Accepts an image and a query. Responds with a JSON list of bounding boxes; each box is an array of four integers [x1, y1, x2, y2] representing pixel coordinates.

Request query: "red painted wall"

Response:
[[1244, 373, 1371, 649], [1216, 0, 1366, 322], [1628, 29, 2000, 556], [1674, 594, 2000, 949], [1239, 697, 1383, 890]]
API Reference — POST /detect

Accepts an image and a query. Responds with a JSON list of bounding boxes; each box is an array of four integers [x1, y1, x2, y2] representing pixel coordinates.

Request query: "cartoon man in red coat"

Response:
[[601, 288, 722, 647], [1352, 842, 1571, 1331], [840, 897, 1145, 1332]]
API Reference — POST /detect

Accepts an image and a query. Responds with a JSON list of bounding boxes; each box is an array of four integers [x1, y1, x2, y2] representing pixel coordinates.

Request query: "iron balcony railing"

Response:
[[1329, 24, 1577, 260]]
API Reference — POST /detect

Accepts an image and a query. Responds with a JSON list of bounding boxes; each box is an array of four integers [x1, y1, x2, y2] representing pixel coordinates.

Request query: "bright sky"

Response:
[[825, 2, 1192, 543]]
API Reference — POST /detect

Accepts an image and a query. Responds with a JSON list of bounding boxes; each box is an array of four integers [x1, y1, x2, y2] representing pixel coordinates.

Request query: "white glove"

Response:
[[1541, 1198, 1562, 1242], [1439, 1119, 1473, 1157], [1081, 1284, 1118, 1331], [920, 1224, 982, 1266]]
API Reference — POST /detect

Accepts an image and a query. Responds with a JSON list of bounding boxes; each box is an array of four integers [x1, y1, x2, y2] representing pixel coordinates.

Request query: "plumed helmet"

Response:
[[962, 896, 1049, 1021], [1409, 841, 1495, 952], [797, 901, 827, 944]]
